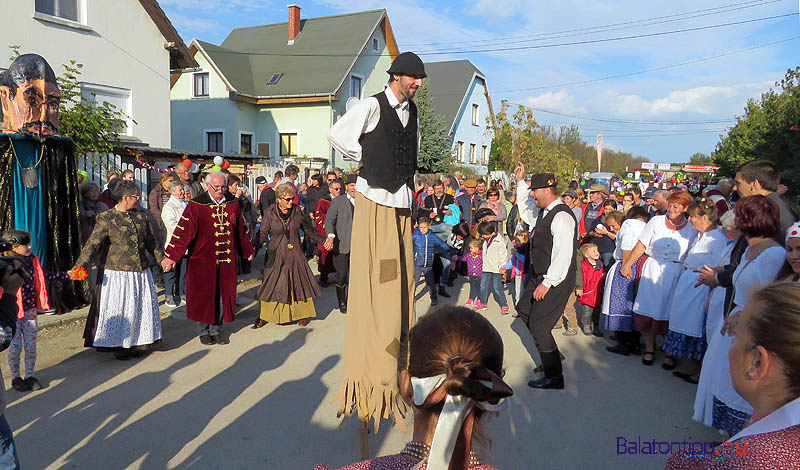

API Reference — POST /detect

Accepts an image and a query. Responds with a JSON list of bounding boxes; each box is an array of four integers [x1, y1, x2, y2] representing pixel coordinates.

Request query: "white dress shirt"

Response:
[[730, 395, 800, 442], [516, 180, 574, 288], [327, 86, 420, 209]]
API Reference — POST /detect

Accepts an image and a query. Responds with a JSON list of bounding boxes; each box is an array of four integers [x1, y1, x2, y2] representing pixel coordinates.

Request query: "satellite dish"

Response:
[[345, 96, 360, 113]]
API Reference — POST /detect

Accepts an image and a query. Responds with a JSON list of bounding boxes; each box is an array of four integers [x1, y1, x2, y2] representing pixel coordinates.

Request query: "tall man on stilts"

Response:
[[514, 162, 578, 390], [328, 52, 425, 431]]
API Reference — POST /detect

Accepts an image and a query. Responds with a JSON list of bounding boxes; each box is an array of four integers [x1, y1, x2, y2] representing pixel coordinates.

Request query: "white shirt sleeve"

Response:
[[637, 216, 658, 250], [515, 181, 538, 228], [543, 211, 576, 288], [327, 97, 380, 162], [619, 220, 639, 251]]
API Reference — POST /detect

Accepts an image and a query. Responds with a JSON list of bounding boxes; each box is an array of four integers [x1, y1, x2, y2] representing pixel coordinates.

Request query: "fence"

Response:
[[77, 152, 151, 208]]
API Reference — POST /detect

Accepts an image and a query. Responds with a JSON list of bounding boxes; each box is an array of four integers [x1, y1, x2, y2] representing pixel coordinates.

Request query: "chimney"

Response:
[[287, 4, 301, 45]]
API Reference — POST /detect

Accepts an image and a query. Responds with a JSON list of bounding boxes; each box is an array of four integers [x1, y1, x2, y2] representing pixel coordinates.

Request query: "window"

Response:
[[36, 0, 79, 22], [372, 38, 379, 51], [81, 83, 131, 135], [350, 75, 362, 99], [193, 72, 209, 98], [456, 141, 464, 162], [471, 103, 480, 126], [267, 73, 283, 85], [482, 145, 488, 165], [257, 142, 271, 158], [240, 133, 253, 154], [469, 143, 476, 163], [280, 133, 298, 157], [206, 131, 223, 152]]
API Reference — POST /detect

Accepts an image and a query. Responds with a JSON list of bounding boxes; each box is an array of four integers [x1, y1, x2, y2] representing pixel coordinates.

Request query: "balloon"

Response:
[[182, 158, 192, 168], [213, 156, 224, 166], [210, 165, 221, 172], [190, 162, 200, 173], [221, 160, 230, 169]]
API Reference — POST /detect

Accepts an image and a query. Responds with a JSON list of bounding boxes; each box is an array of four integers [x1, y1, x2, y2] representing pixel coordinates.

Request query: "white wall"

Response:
[[0, 0, 173, 147]]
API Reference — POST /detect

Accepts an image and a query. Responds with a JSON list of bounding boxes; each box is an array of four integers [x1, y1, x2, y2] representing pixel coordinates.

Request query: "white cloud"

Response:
[[467, 0, 527, 23], [606, 81, 774, 116], [169, 13, 220, 33], [159, 0, 268, 13], [522, 90, 588, 115]]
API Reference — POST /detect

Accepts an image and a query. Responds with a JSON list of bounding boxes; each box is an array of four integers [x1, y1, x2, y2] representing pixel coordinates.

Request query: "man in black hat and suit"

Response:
[[513, 162, 578, 390], [327, 52, 425, 426]]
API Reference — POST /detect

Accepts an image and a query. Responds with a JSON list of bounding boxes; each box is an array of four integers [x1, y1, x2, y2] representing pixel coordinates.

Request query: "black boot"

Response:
[[528, 349, 564, 390], [319, 274, 329, 288], [606, 332, 630, 356], [430, 288, 438, 306], [438, 286, 451, 298], [336, 284, 347, 314], [580, 307, 593, 335]]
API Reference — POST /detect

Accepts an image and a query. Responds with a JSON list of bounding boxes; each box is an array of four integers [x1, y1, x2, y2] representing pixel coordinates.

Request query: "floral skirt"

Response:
[[712, 396, 750, 437], [663, 329, 707, 361]]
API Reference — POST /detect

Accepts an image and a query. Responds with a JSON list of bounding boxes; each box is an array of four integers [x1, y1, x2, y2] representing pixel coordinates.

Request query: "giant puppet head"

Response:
[[0, 54, 60, 137]]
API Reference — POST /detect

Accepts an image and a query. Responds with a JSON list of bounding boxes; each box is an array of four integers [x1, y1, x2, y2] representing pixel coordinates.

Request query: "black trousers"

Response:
[[516, 272, 575, 352], [332, 252, 350, 287]]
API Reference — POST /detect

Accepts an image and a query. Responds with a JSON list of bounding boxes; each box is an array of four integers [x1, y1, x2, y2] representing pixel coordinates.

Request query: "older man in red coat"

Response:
[[162, 172, 254, 345]]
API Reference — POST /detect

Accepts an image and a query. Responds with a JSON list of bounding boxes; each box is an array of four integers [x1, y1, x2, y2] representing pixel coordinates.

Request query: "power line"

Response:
[[509, 103, 736, 124], [406, 0, 787, 51], [207, 12, 797, 57]]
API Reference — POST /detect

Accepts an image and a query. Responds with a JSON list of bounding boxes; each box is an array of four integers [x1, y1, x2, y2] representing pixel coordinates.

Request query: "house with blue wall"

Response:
[[169, 6, 399, 170], [423, 60, 495, 175]]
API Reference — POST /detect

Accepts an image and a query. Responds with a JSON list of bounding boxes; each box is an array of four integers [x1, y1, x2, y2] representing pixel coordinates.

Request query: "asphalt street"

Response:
[[2, 260, 719, 469]]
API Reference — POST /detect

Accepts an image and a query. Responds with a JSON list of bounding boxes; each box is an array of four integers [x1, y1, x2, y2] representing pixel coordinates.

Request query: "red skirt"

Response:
[[634, 314, 670, 337]]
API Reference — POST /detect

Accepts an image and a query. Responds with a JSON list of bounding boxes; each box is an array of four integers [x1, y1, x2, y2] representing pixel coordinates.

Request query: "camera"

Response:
[[0, 237, 30, 281], [0, 236, 19, 253]]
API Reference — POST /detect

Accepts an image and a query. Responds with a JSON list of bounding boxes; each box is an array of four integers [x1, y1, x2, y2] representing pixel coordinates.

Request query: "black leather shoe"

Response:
[[527, 376, 564, 390], [438, 287, 451, 298], [339, 303, 347, 314], [211, 334, 229, 345], [252, 318, 268, 329], [199, 335, 214, 345], [606, 343, 630, 356]]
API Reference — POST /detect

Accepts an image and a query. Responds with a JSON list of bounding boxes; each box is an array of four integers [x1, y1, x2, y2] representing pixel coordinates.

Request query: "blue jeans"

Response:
[[438, 252, 452, 286], [0, 414, 19, 470], [164, 257, 187, 303], [480, 272, 507, 308], [468, 275, 482, 300]]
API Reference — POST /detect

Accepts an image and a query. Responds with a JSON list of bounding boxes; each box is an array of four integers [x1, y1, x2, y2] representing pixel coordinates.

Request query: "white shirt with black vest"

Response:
[[327, 86, 421, 209]]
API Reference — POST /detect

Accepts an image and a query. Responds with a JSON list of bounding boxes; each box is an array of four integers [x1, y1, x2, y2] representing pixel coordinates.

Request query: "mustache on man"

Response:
[[20, 120, 58, 135]]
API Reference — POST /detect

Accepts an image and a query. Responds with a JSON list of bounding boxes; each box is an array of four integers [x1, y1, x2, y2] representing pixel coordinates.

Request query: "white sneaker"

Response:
[[165, 300, 178, 308]]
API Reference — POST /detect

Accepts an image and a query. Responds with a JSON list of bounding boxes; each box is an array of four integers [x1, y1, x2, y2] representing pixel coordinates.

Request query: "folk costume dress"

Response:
[[708, 245, 785, 436], [602, 218, 646, 332], [632, 215, 698, 336], [315, 194, 336, 279], [662, 228, 731, 361], [256, 204, 324, 324], [163, 192, 254, 328], [74, 208, 163, 349]]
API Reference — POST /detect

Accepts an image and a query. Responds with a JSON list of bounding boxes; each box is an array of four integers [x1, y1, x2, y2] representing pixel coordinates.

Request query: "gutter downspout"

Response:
[[329, 94, 334, 172]]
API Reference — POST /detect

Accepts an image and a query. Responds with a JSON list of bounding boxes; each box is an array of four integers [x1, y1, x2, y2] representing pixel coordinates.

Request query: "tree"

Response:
[[414, 83, 452, 173], [713, 67, 800, 192], [5, 46, 129, 159], [688, 152, 713, 165]]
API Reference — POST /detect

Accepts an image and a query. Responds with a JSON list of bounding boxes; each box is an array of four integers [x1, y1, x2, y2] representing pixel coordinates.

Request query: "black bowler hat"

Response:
[[255, 176, 267, 185], [530, 173, 558, 190], [345, 174, 357, 184], [387, 52, 427, 78]]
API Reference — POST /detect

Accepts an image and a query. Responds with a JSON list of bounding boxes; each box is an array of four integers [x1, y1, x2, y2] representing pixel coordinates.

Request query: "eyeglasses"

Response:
[[281, 197, 294, 202], [125, 194, 140, 200], [331, 187, 341, 191]]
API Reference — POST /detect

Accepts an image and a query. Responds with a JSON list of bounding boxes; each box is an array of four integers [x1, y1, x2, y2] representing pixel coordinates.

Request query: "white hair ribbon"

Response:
[[411, 374, 507, 470]]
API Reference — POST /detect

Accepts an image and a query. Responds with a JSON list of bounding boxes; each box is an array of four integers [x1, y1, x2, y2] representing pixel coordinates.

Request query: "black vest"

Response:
[[358, 91, 418, 192], [530, 203, 579, 277]]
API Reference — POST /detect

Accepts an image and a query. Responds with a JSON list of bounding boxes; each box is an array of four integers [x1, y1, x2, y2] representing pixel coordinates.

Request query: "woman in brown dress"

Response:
[[254, 183, 324, 327]]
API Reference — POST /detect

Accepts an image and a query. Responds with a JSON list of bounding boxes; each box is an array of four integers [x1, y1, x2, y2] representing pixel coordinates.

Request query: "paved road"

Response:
[[3, 262, 718, 469]]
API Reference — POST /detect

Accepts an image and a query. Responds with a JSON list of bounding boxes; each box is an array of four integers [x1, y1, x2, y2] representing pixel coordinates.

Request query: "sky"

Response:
[[159, 0, 800, 164]]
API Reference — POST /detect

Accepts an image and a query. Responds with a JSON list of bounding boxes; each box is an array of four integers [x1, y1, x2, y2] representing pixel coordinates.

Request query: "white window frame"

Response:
[[482, 145, 488, 165], [203, 129, 225, 153], [33, 0, 90, 29], [257, 141, 272, 158], [372, 37, 379, 52], [192, 71, 210, 98], [80, 82, 133, 137], [277, 129, 300, 159], [471, 103, 480, 126], [239, 131, 254, 155], [456, 141, 464, 163], [349, 73, 364, 100], [469, 143, 476, 163]]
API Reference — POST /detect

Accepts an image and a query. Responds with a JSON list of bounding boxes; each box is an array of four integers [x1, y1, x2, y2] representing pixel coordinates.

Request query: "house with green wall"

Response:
[[170, 6, 399, 170]]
